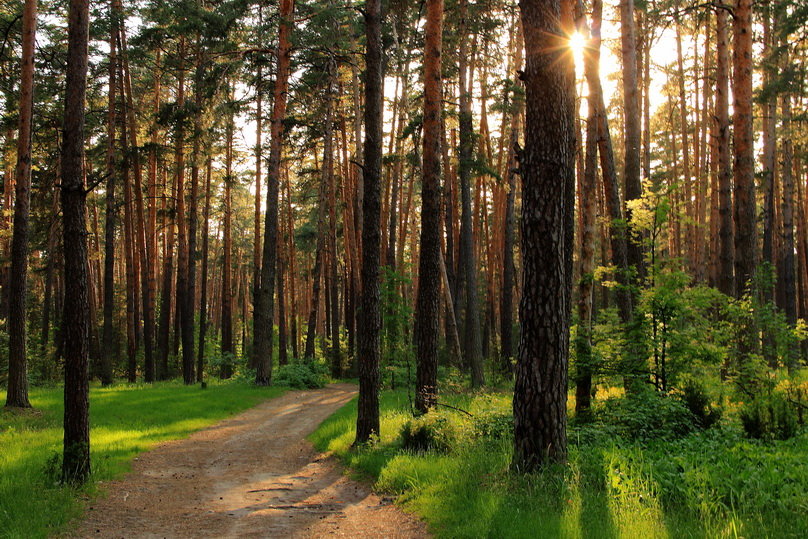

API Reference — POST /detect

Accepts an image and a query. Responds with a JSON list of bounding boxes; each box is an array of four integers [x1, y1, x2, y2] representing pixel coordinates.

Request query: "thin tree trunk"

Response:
[[5, 0, 37, 408], [715, 7, 733, 297], [100, 11, 117, 386], [254, 0, 294, 384], [197, 157, 212, 382]]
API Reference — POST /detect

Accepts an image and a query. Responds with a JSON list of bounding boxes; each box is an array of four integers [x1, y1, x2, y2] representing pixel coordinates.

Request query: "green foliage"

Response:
[[679, 380, 723, 429], [594, 391, 697, 442], [400, 413, 458, 453], [312, 388, 808, 538], [274, 361, 329, 389], [739, 392, 800, 440]]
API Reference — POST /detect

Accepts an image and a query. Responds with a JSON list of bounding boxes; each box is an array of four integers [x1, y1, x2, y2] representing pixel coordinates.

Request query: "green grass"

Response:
[[0, 379, 286, 539], [310, 389, 808, 538]]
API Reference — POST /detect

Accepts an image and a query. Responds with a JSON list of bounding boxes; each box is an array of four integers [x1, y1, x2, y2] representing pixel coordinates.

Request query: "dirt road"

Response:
[[75, 384, 427, 538]]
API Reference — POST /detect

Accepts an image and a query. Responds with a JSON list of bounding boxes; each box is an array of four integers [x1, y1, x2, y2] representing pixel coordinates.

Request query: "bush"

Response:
[[597, 390, 697, 442], [274, 361, 329, 389], [739, 393, 799, 440], [399, 412, 458, 453], [678, 380, 722, 429], [471, 410, 513, 440]]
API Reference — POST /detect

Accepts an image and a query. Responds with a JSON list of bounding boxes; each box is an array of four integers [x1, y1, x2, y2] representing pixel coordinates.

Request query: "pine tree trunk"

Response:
[[512, 0, 575, 472], [732, 0, 756, 297], [254, 0, 293, 384], [5, 0, 37, 408], [355, 0, 383, 444], [619, 0, 644, 282], [457, 0, 484, 387], [715, 8, 733, 298], [221, 102, 234, 377], [61, 0, 91, 484], [100, 12, 117, 387], [415, 0, 443, 414], [197, 158, 212, 382]]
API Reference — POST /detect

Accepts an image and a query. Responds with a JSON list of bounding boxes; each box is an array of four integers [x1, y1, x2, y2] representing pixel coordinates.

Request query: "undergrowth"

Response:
[[310, 388, 808, 538]]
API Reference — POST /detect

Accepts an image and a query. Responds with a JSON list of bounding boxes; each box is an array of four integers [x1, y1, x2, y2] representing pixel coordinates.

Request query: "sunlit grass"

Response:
[[311, 389, 808, 538], [0, 379, 285, 539]]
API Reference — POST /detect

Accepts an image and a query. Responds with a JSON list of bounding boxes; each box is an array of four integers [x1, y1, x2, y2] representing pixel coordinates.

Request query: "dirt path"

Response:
[[75, 384, 427, 538]]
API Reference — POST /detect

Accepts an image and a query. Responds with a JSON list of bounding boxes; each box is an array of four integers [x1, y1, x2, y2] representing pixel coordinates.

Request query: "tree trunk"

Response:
[[619, 0, 644, 282], [197, 157, 212, 382], [5, 0, 37, 408], [715, 7, 733, 297], [61, 0, 91, 484], [415, 0, 443, 414], [512, 0, 575, 471], [221, 100, 234, 377], [457, 0, 485, 387], [355, 0, 383, 444], [254, 0, 293, 384], [100, 11, 117, 387], [732, 0, 756, 297]]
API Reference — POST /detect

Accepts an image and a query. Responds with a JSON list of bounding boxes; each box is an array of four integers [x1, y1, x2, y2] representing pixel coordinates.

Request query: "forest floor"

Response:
[[73, 383, 427, 538]]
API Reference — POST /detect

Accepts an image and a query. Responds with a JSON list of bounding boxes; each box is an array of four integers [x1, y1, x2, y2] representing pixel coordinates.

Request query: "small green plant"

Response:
[[470, 410, 513, 440], [678, 380, 722, 429], [739, 393, 799, 440], [274, 361, 329, 389], [399, 412, 458, 453], [597, 390, 697, 442]]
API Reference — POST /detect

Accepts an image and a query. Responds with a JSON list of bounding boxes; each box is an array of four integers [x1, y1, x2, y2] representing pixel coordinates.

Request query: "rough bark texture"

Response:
[[5, 0, 37, 408], [715, 8, 733, 298], [61, 0, 91, 484], [732, 0, 756, 297], [355, 0, 383, 444], [254, 0, 293, 384], [414, 0, 443, 414], [512, 0, 575, 471]]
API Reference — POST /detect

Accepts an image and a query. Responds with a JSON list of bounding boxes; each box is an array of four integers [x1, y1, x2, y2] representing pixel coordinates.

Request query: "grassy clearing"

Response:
[[0, 380, 285, 539], [311, 389, 808, 538]]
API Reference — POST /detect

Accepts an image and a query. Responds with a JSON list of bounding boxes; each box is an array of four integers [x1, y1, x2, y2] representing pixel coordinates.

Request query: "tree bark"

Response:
[[61, 0, 91, 484], [715, 7, 733, 297], [512, 0, 575, 471], [355, 0, 383, 443], [5, 0, 37, 408], [415, 0, 443, 414], [457, 0, 484, 387], [100, 8, 117, 387], [732, 0, 756, 297], [619, 0, 644, 282], [254, 0, 294, 384]]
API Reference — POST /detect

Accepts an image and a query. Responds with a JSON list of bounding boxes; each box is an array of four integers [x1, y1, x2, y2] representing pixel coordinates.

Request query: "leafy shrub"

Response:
[[678, 380, 722, 429], [400, 412, 457, 453], [596, 390, 697, 442], [274, 361, 329, 389], [739, 393, 799, 440], [471, 410, 513, 440]]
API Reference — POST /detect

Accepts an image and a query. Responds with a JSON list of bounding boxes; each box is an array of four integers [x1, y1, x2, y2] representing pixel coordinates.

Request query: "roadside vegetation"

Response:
[[312, 376, 808, 538]]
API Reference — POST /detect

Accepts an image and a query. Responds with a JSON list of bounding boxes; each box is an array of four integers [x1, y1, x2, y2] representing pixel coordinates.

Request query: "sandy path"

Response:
[[75, 384, 427, 538]]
